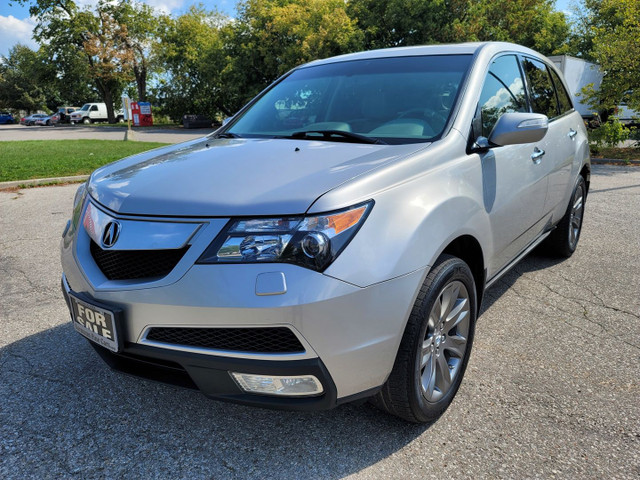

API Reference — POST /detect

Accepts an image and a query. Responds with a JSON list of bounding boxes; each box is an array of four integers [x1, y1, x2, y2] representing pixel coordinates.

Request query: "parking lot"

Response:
[[0, 123, 211, 144], [0, 165, 638, 479]]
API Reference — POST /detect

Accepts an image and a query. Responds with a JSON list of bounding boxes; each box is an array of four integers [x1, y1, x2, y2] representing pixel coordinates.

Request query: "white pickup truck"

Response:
[[70, 103, 124, 124]]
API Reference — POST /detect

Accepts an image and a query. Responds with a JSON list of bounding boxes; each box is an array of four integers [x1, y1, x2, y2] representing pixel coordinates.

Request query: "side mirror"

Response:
[[222, 116, 234, 126], [488, 112, 548, 146]]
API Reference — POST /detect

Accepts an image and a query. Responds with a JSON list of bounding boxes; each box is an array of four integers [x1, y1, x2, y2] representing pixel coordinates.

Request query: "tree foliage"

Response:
[[222, 0, 363, 114], [152, 6, 228, 120], [5, 0, 634, 125], [15, 0, 161, 120], [577, 0, 640, 112], [348, 0, 569, 55], [0, 44, 51, 112]]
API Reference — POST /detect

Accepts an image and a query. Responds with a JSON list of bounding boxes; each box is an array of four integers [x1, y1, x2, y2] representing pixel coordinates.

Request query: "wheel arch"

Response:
[[580, 163, 591, 197], [440, 235, 485, 312]]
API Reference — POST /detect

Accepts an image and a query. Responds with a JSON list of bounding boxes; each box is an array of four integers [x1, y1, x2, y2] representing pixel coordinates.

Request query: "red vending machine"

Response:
[[130, 102, 153, 126]]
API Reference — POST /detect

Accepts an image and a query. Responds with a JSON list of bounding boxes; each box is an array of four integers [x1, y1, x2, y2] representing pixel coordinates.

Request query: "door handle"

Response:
[[531, 147, 545, 164], [568, 129, 577, 139]]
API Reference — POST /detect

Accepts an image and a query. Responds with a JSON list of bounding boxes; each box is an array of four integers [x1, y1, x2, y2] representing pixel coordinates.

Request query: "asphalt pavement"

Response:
[[0, 165, 638, 479], [0, 123, 211, 143]]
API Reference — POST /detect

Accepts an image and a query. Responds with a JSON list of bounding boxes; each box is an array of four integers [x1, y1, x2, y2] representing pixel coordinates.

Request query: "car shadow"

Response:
[[1, 322, 428, 478], [479, 250, 565, 314]]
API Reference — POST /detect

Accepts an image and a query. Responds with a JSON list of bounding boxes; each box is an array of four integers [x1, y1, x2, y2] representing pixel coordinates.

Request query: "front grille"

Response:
[[90, 240, 189, 281], [145, 327, 305, 354]]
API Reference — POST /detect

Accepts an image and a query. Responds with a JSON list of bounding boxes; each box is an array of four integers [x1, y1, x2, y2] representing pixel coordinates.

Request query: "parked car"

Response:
[[21, 113, 48, 126], [0, 112, 14, 124], [69, 103, 123, 124], [35, 114, 58, 126], [61, 42, 590, 423], [56, 106, 79, 124]]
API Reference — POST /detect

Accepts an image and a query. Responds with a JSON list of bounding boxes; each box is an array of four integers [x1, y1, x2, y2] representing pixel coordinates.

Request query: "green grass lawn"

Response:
[[0, 140, 169, 182]]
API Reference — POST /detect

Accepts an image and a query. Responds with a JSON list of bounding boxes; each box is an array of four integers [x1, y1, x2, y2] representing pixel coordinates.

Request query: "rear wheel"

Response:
[[542, 176, 586, 258], [373, 255, 477, 423]]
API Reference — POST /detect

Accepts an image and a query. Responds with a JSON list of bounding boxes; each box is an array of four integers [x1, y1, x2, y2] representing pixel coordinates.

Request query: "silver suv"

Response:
[[61, 42, 589, 423]]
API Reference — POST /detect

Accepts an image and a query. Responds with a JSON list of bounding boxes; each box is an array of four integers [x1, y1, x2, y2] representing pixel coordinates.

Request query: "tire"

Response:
[[117, 115, 124, 123], [82, 117, 91, 125], [542, 176, 586, 258], [373, 254, 477, 423], [46, 120, 50, 126]]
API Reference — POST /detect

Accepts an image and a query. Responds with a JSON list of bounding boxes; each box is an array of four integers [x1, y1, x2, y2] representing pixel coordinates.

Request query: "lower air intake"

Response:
[[145, 327, 305, 354]]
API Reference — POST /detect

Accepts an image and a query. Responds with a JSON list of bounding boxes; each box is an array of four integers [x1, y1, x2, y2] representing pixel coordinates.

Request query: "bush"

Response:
[[589, 118, 631, 148]]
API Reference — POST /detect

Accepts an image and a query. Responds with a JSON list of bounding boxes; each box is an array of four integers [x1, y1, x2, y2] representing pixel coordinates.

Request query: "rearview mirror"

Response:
[[488, 112, 548, 146]]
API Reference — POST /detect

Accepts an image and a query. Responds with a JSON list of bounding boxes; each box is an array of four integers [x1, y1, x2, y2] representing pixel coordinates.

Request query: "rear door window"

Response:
[[522, 57, 559, 119], [549, 69, 573, 115]]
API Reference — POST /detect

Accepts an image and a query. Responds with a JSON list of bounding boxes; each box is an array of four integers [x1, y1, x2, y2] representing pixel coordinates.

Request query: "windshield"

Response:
[[79, 104, 90, 111], [227, 55, 471, 144]]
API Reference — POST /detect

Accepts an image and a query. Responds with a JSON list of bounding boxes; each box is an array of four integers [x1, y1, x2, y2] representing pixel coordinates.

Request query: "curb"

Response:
[[591, 158, 640, 166], [0, 175, 89, 191]]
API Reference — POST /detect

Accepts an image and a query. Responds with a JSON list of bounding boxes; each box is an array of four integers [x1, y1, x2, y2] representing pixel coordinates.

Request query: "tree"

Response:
[[102, 0, 164, 101], [577, 0, 640, 113], [348, 0, 570, 55], [152, 5, 229, 120], [223, 0, 363, 114], [451, 0, 569, 55], [0, 44, 52, 112], [16, 0, 149, 121], [347, 0, 449, 48]]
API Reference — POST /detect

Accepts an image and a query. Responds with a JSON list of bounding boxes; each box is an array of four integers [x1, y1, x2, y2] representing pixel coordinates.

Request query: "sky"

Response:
[[0, 0, 576, 58]]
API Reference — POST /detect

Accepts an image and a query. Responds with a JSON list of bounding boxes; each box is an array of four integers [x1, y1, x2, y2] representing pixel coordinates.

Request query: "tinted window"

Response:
[[523, 58, 559, 118], [549, 68, 573, 114], [478, 55, 527, 137], [91, 105, 99, 111], [228, 55, 472, 144]]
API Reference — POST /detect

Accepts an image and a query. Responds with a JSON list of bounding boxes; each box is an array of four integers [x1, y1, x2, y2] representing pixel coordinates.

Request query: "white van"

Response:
[[70, 103, 124, 124]]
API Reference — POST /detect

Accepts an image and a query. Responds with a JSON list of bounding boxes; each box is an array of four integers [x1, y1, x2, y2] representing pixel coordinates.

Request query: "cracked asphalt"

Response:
[[1, 165, 638, 479]]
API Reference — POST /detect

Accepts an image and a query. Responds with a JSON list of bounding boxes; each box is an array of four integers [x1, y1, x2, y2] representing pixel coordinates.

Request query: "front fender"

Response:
[[323, 154, 491, 288]]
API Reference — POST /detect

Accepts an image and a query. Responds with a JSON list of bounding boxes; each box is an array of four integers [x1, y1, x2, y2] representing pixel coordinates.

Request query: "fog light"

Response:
[[231, 372, 324, 396]]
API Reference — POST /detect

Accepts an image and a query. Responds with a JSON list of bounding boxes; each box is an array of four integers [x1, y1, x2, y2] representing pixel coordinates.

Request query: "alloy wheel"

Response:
[[420, 280, 470, 402]]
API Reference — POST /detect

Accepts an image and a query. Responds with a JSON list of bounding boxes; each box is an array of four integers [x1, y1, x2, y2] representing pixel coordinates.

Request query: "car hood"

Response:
[[88, 137, 427, 216]]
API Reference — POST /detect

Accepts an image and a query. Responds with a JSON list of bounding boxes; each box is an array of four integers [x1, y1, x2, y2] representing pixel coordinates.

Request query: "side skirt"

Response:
[[485, 230, 552, 290]]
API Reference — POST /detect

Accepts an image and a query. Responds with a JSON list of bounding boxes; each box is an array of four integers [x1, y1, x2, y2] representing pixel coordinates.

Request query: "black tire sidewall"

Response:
[[567, 177, 586, 253], [409, 257, 477, 421]]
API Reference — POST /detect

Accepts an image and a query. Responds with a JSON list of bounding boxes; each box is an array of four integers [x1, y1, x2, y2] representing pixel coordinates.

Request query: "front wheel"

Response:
[[373, 255, 477, 423], [82, 117, 91, 125]]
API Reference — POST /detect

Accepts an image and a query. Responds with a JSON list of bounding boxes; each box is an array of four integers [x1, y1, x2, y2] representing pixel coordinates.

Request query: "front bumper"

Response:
[[62, 278, 338, 410], [61, 200, 428, 408]]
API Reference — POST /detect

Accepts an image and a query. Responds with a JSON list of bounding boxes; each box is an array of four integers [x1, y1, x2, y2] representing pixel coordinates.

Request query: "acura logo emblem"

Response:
[[101, 221, 121, 248]]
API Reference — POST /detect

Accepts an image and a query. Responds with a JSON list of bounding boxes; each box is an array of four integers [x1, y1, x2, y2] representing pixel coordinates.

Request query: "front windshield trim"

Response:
[[222, 54, 473, 145]]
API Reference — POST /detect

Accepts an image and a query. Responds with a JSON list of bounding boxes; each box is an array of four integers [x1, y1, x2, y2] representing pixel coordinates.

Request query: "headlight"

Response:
[[63, 182, 88, 246], [197, 201, 373, 271], [71, 182, 88, 228]]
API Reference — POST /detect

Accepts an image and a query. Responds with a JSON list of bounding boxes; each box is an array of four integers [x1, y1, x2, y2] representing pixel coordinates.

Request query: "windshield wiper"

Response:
[[215, 132, 241, 138], [284, 130, 387, 145]]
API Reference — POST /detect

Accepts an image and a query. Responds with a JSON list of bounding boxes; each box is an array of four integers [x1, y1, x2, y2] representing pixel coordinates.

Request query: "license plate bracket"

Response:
[[69, 293, 123, 353]]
